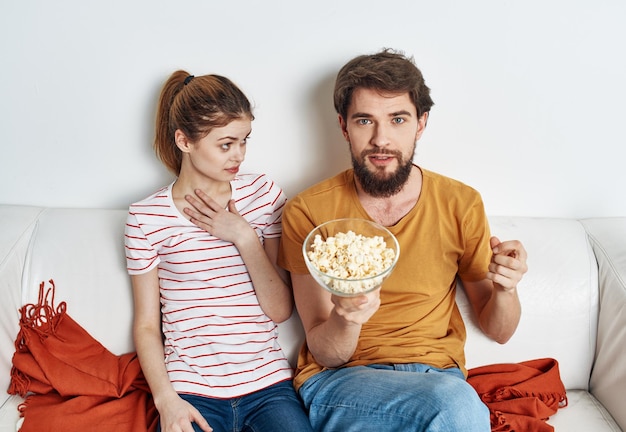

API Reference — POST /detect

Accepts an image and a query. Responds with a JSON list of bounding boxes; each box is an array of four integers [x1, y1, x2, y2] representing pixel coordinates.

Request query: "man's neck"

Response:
[[355, 165, 422, 227]]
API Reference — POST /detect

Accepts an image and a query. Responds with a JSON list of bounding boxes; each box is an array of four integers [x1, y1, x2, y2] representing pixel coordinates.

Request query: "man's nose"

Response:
[[371, 124, 391, 147]]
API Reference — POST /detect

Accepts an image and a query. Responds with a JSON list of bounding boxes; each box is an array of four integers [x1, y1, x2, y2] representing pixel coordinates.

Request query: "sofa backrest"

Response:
[[0, 206, 598, 396], [459, 216, 599, 391], [0, 205, 305, 399]]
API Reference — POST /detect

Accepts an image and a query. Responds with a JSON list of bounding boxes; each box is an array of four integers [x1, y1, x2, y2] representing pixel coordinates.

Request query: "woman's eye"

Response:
[[221, 143, 231, 151]]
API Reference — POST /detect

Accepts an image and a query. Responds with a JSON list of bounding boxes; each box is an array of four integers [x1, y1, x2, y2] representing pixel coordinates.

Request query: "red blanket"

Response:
[[8, 280, 158, 432], [468, 358, 568, 432]]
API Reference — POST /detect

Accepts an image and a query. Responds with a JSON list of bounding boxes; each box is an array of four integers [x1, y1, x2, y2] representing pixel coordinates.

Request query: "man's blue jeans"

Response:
[[298, 363, 490, 432], [164, 380, 313, 432]]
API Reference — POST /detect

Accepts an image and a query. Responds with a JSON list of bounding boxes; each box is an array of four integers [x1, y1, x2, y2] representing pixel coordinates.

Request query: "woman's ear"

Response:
[[174, 129, 192, 153]]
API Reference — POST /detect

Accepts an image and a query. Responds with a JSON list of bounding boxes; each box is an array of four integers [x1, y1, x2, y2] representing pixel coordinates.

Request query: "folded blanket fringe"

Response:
[[468, 357, 568, 432], [482, 387, 568, 410], [10, 280, 65, 397], [7, 279, 158, 432]]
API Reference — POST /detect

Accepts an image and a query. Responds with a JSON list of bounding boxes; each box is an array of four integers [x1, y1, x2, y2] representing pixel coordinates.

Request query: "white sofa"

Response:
[[0, 204, 624, 431]]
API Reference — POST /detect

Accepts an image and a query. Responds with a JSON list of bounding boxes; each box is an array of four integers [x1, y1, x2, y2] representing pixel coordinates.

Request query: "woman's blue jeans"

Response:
[[298, 363, 490, 432], [164, 380, 313, 432]]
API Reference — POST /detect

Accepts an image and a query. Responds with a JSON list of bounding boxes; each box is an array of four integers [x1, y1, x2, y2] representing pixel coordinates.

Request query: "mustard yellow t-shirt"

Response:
[[278, 167, 492, 391]]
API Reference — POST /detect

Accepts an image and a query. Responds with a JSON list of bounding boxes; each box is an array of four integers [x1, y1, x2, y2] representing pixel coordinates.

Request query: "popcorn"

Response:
[[307, 230, 396, 294]]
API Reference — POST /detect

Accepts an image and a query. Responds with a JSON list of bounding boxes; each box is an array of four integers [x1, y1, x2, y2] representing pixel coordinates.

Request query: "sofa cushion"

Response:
[[548, 390, 622, 431], [459, 217, 599, 391], [20, 208, 135, 356], [17, 207, 307, 367]]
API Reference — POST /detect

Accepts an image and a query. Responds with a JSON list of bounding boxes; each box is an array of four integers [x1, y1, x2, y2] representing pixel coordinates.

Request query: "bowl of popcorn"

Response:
[[303, 218, 400, 297]]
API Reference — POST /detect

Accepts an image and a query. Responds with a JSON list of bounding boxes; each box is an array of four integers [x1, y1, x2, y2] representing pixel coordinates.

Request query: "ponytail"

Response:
[[153, 71, 253, 176]]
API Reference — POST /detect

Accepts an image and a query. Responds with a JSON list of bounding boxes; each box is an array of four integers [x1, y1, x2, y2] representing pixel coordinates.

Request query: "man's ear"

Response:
[[338, 114, 349, 142], [174, 129, 192, 153], [415, 112, 429, 141]]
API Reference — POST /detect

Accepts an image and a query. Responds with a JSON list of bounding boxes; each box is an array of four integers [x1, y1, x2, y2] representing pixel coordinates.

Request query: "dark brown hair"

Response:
[[333, 48, 434, 120], [154, 71, 253, 176]]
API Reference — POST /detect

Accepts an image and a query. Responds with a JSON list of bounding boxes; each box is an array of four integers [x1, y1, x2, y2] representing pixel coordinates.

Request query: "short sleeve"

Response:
[[261, 181, 287, 240], [458, 194, 492, 282], [124, 210, 159, 275]]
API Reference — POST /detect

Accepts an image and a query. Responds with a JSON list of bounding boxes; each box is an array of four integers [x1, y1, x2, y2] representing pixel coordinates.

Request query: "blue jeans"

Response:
[[161, 380, 313, 432], [298, 364, 490, 432]]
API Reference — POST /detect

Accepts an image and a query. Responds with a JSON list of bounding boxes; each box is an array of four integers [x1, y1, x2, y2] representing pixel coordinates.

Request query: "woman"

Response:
[[124, 71, 312, 432]]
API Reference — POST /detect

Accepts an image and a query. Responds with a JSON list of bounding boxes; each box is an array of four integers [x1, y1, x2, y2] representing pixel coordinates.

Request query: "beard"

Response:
[[351, 146, 414, 198]]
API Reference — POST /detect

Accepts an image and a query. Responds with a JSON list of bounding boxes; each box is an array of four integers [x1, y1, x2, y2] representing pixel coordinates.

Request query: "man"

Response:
[[277, 49, 528, 431]]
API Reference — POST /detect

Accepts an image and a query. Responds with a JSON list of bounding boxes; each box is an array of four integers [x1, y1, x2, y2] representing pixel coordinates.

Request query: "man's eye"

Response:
[[392, 118, 405, 124], [357, 119, 371, 125]]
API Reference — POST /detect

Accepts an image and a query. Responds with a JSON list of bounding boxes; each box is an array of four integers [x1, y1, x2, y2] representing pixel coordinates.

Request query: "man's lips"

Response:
[[368, 154, 396, 165]]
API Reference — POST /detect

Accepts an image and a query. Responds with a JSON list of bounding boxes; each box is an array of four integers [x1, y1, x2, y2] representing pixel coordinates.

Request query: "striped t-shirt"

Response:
[[124, 173, 293, 398]]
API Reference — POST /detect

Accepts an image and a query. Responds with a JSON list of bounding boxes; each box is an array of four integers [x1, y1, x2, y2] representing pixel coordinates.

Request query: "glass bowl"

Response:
[[302, 218, 400, 297]]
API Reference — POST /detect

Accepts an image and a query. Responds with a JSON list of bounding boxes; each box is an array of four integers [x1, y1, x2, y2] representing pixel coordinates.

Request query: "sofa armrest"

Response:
[[581, 218, 626, 431]]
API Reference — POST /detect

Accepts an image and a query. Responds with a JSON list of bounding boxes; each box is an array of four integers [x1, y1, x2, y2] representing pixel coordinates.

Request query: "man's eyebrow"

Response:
[[390, 110, 413, 117], [350, 110, 413, 119]]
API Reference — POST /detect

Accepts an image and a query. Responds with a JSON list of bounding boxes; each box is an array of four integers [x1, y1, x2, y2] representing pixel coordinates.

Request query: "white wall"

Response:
[[1, 0, 625, 218]]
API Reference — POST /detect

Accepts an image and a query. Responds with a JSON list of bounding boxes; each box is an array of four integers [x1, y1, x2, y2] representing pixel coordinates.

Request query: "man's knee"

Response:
[[427, 376, 490, 430], [303, 368, 490, 431]]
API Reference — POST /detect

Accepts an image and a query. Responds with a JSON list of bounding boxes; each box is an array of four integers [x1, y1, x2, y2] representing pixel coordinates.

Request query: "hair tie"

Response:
[[184, 75, 195, 85]]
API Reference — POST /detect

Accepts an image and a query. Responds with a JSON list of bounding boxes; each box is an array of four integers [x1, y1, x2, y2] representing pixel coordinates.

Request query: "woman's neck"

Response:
[[172, 173, 232, 210]]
